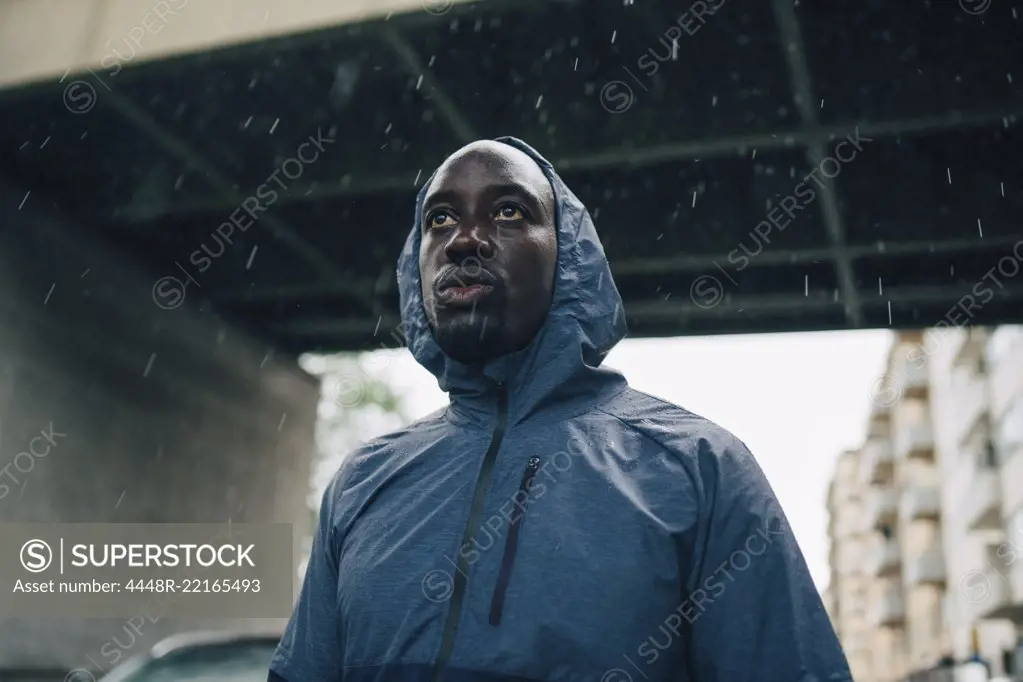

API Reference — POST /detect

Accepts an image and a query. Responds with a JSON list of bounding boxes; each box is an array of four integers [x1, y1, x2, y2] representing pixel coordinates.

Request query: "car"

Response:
[[94, 630, 281, 681]]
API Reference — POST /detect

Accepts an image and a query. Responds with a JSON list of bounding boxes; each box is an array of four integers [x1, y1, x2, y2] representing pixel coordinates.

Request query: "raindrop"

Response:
[[39, 136, 51, 149], [878, 278, 883, 296], [946, 168, 952, 184], [415, 75, 423, 90], [977, 218, 983, 238], [428, 55, 436, 67], [44, 282, 54, 304], [414, 169, 423, 186], [245, 246, 258, 270], [656, 232, 664, 240], [143, 353, 156, 378], [1008, 73, 1014, 84], [535, 95, 543, 109], [17, 191, 30, 211], [611, 30, 617, 43], [385, 122, 393, 134], [820, 99, 825, 109], [805, 274, 809, 296], [1000, 182, 1005, 197], [711, 95, 718, 107], [671, 39, 678, 60], [887, 301, 892, 325], [573, 57, 579, 71], [174, 175, 184, 190], [691, 191, 697, 207], [278, 413, 287, 432], [242, 115, 253, 129], [269, 118, 279, 135]]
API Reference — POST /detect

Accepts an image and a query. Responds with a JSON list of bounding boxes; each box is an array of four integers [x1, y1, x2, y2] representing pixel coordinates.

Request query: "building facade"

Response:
[[826, 326, 1023, 681]]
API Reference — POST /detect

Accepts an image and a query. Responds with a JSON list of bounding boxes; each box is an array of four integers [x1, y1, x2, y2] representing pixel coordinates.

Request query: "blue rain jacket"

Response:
[[270, 138, 852, 682]]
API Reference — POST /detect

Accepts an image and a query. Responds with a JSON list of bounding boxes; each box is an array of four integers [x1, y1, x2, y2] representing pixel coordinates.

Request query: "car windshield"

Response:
[[113, 642, 277, 682]]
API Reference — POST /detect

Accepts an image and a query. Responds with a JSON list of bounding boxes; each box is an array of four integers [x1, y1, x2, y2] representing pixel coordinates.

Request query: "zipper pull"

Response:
[[522, 456, 540, 491]]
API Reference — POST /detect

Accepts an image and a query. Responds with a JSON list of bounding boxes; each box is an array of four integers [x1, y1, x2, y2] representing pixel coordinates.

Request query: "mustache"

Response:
[[434, 266, 499, 291]]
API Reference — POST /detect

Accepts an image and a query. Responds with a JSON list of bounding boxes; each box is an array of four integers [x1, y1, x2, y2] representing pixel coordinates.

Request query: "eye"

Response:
[[494, 204, 525, 221], [426, 210, 456, 229]]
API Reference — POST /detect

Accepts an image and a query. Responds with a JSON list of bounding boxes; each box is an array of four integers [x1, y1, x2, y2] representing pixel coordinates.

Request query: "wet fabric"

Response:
[[270, 137, 852, 682]]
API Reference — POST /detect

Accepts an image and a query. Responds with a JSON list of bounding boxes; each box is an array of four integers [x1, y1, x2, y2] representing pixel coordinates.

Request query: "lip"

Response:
[[437, 283, 495, 306]]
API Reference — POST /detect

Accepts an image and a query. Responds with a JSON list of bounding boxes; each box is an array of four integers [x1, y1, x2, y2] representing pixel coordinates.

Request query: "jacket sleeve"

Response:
[[269, 473, 345, 681], [682, 435, 852, 682]]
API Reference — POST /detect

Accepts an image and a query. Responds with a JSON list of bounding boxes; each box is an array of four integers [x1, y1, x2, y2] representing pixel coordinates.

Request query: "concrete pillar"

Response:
[[0, 175, 318, 675]]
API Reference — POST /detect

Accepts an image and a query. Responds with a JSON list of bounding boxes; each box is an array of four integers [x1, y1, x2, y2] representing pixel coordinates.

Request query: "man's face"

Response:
[[419, 141, 558, 365]]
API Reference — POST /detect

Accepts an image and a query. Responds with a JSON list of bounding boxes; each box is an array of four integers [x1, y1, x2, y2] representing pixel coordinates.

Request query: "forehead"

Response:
[[425, 142, 551, 199]]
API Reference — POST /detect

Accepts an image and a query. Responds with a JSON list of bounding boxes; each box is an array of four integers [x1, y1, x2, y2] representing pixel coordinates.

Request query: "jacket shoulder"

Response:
[[596, 387, 749, 463], [323, 406, 450, 504]]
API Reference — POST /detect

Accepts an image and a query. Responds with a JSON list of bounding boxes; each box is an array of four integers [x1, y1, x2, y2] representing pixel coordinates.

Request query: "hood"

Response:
[[395, 137, 627, 425]]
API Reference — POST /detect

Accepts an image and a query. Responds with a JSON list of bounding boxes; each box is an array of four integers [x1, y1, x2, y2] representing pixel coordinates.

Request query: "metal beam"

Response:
[[265, 282, 1023, 338], [210, 235, 1023, 304], [379, 26, 478, 145], [141, 105, 1022, 219], [98, 88, 377, 307], [771, 0, 862, 327]]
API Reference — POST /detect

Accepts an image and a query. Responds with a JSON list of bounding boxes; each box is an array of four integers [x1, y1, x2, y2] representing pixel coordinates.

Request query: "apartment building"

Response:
[[928, 325, 1023, 677], [827, 331, 950, 682], [828, 448, 873, 681], [827, 326, 1023, 681]]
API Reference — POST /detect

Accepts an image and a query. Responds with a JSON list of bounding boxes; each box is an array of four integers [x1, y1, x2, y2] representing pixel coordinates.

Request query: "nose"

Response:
[[444, 223, 495, 265]]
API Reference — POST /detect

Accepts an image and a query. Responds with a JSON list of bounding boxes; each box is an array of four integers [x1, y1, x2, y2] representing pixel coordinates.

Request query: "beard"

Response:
[[429, 299, 516, 365]]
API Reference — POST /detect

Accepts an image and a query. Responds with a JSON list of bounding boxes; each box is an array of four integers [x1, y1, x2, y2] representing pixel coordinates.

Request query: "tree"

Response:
[[297, 351, 410, 560]]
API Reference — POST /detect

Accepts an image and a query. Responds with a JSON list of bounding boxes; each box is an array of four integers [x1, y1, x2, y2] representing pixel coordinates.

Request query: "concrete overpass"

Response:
[[0, 0, 1022, 675]]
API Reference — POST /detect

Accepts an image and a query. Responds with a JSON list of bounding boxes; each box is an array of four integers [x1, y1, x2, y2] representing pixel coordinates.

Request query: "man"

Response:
[[269, 138, 852, 682]]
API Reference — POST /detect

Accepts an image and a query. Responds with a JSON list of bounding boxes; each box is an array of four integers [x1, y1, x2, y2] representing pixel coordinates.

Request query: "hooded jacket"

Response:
[[270, 138, 852, 682]]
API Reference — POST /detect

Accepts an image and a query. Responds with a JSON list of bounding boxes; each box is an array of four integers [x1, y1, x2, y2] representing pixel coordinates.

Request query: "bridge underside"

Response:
[[1, 0, 1021, 354]]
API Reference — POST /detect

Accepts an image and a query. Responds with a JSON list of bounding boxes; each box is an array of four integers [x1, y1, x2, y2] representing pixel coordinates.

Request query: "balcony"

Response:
[[900, 484, 941, 521], [866, 538, 902, 577], [870, 585, 905, 626], [964, 467, 1002, 530], [860, 439, 895, 485], [905, 546, 946, 585], [865, 488, 900, 530], [951, 327, 988, 368], [894, 422, 935, 459], [900, 358, 929, 397], [970, 565, 1015, 621], [954, 376, 989, 446]]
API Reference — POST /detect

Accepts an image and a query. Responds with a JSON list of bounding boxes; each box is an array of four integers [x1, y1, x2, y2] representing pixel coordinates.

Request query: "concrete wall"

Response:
[[0, 175, 319, 675], [0, 0, 474, 90]]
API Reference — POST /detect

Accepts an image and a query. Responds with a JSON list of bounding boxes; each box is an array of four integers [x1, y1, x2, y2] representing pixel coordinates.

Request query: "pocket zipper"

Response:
[[488, 455, 541, 626]]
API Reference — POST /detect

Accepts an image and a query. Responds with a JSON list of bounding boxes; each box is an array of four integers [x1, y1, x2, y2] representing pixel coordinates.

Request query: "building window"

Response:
[[981, 440, 998, 469], [995, 397, 1023, 465]]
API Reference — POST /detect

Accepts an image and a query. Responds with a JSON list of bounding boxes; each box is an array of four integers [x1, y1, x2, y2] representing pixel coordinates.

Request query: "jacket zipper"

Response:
[[488, 455, 540, 626], [431, 381, 509, 682]]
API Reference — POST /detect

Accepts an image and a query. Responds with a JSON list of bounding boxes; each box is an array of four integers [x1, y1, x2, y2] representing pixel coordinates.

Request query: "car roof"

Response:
[[149, 630, 282, 659]]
